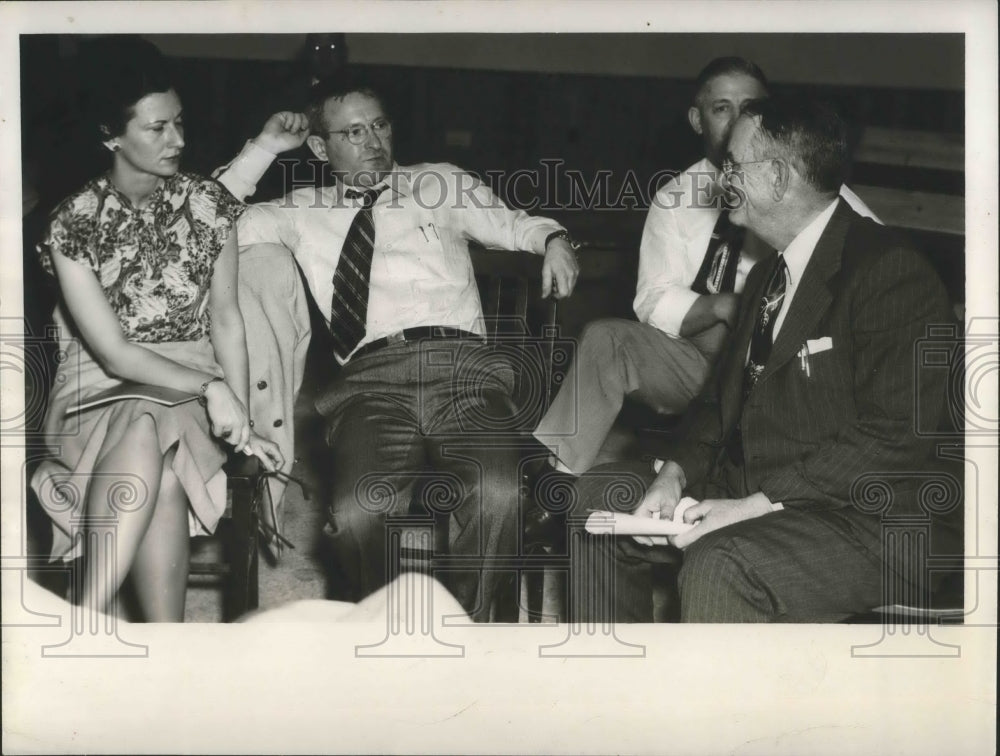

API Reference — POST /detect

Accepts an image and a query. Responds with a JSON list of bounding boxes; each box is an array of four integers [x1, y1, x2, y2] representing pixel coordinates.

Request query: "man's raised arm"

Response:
[[215, 111, 310, 202]]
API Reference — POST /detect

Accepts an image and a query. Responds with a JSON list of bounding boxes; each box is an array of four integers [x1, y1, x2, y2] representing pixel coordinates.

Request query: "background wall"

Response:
[[144, 33, 964, 91], [20, 33, 965, 334], [23, 32, 964, 217]]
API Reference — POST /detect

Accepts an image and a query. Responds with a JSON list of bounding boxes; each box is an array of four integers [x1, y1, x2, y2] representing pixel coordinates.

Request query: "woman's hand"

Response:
[[243, 432, 284, 472], [203, 379, 251, 452]]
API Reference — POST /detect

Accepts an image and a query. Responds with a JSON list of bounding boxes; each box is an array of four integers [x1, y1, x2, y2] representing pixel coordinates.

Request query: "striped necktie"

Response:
[[329, 185, 387, 361], [743, 255, 788, 397], [691, 210, 745, 295]]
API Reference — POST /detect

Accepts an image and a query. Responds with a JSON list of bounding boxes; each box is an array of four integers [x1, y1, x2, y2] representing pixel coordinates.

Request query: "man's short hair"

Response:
[[305, 70, 386, 135], [693, 56, 769, 103], [741, 96, 849, 194]]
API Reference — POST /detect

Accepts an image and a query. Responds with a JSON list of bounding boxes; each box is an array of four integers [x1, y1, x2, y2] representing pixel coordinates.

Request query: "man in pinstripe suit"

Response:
[[572, 95, 958, 622]]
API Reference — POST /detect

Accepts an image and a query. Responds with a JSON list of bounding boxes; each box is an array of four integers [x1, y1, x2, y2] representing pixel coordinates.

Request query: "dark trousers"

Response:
[[569, 461, 922, 623], [315, 339, 522, 621]]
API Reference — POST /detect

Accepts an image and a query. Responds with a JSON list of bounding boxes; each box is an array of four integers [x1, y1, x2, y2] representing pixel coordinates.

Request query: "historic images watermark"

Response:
[[851, 319, 999, 658], [3, 320, 145, 655], [269, 159, 743, 213], [5, 251, 993, 662]]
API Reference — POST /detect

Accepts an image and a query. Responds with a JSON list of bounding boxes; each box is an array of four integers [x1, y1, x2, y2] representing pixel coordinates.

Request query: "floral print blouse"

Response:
[[38, 173, 244, 343]]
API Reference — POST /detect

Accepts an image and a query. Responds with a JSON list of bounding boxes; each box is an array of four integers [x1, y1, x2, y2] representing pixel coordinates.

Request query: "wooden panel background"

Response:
[[20, 34, 966, 343]]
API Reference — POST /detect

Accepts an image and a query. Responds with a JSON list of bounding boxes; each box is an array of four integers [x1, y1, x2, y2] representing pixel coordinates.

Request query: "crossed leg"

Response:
[[81, 414, 192, 621], [534, 319, 714, 475]]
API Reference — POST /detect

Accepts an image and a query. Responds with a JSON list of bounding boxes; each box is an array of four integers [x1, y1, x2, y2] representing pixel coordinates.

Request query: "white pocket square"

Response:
[[805, 336, 833, 354]]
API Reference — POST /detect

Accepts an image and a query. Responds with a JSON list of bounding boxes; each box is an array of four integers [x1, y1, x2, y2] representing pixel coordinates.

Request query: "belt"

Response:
[[350, 326, 485, 361]]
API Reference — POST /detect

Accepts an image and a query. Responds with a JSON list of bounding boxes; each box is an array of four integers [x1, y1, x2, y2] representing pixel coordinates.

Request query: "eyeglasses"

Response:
[[721, 156, 779, 178], [323, 118, 392, 145]]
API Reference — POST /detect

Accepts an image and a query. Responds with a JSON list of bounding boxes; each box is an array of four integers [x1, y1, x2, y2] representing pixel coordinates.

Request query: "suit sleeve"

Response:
[[758, 246, 951, 509]]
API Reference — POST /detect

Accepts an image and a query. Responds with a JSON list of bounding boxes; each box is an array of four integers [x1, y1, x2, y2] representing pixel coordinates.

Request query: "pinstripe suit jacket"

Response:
[[667, 199, 952, 512]]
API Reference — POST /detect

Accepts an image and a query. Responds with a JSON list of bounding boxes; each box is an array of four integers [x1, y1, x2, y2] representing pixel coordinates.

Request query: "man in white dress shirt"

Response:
[[218, 73, 579, 620], [532, 58, 876, 482]]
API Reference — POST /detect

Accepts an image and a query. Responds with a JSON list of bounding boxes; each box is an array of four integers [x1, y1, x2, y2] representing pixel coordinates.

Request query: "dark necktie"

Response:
[[329, 185, 387, 360], [691, 210, 746, 295], [743, 255, 788, 397]]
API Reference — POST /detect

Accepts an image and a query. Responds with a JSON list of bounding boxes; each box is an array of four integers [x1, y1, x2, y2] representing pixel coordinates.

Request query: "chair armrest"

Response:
[[468, 244, 544, 279]]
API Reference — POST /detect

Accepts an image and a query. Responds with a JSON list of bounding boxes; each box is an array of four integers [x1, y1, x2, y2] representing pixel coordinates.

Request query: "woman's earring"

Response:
[[103, 140, 120, 153]]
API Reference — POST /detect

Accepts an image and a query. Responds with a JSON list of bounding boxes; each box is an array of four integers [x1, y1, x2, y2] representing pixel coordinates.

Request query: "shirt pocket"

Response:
[[373, 204, 463, 283]]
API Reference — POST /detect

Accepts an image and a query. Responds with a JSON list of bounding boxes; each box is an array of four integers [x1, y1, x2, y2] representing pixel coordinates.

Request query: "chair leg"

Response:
[[522, 546, 549, 622], [541, 561, 566, 622], [224, 473, 260, 621], [490, 570, 521, 623]]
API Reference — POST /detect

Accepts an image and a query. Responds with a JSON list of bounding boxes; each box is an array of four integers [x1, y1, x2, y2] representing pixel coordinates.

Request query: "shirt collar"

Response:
[[779, 197, 839, 288], [337, 162, 407, 202], [100, 172, 177, 211]]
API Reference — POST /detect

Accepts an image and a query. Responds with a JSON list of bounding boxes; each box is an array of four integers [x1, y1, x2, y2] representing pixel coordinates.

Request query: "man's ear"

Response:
[[771, 158, 790, 201], [687, 106, 703, 136], [306, 134, 328, 162]]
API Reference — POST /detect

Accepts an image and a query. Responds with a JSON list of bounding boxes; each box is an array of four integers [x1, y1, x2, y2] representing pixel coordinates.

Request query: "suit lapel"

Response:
[[719, 251, 778, 423], [757, 200, 852, 385]]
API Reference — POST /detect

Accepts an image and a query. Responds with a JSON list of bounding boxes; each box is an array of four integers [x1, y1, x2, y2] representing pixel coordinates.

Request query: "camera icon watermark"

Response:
[[0, 320, 80, 438], [915, 319, 998, 437], [849, 468, 972, 659]]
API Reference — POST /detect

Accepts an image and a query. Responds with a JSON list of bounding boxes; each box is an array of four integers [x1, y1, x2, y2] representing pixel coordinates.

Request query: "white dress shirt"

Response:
[[217, 147, 563, 362], [636, 158, 880, 339], [771, 197, 841, 339], [635, 158, 758, 336]]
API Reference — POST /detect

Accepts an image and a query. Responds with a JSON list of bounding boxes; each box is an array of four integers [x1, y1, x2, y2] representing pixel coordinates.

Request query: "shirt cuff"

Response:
[[528, 224, 565, 255], [770, 501, 784, 512], [216, 140, 277, 201], [645, 286, 700, 336]]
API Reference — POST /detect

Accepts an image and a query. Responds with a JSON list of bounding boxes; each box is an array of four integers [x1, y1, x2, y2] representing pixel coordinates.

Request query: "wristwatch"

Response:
[[544, 229, 581, 251]]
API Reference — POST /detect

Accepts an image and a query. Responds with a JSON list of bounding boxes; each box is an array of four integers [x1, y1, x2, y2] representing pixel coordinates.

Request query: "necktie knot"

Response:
[[344, 185, 387, 209]]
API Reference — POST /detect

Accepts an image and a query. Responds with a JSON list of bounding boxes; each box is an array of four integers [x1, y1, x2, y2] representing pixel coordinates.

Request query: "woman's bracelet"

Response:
[[197, 376, 225, 406]]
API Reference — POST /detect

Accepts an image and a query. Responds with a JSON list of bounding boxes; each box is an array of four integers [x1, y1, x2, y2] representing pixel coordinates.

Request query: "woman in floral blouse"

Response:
[[32, 38, 281, 621]]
